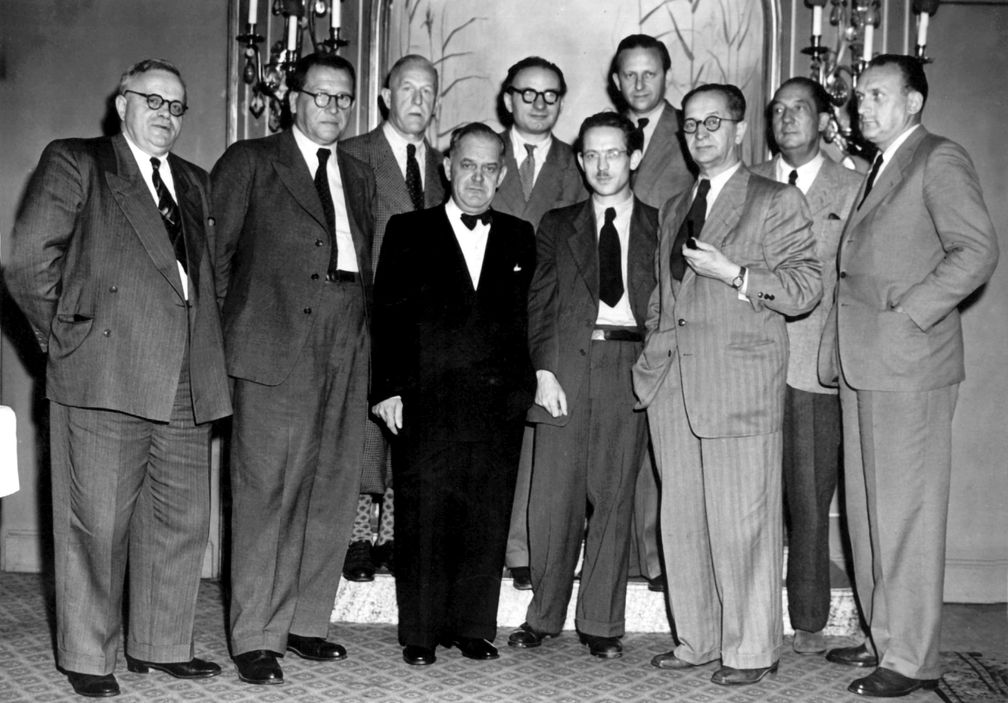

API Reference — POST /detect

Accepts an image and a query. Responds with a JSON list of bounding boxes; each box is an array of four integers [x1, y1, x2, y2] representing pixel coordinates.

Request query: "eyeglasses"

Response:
[[123, 90, 187, 117], [507, 87, 561, 105], [300, 89, 354, 110], [581, 149, 628, 164], [682, 115, 740, 134]]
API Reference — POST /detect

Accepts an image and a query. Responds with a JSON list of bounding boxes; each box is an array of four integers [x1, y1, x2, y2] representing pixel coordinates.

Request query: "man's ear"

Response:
[[443, 155, 452, 182], [380, 87, 392, 113], [817, 111, 831, 133], [115, 94, 127, 121], [907, 90, 924, 117], [734, 120, 748, 144]]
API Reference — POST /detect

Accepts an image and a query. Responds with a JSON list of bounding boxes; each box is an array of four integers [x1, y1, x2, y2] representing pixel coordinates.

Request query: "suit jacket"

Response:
[[493, 131, 587, 229], [5, 134, 231, 424], [527, 198, 657, 426], [339, 125, 446, 266], [630, 101, 695, 210], [752, 155, 861, 394], [211, 129, 376, 386], [633, 166, 821, 437], [818, 127, 998, 392], [371, 206, 536, 441]]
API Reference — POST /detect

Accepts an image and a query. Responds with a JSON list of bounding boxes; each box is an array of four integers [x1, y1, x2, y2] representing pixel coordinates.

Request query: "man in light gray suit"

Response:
[[339, 54, 446, 583], [6, 58, 231, 697], [752, 77, 861, 657], [819, 55, 998, 698], [633, 83, 820, 686]]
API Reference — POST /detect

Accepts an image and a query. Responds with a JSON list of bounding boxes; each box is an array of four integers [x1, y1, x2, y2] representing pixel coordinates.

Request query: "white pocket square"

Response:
[[513, 264, 522, 272]]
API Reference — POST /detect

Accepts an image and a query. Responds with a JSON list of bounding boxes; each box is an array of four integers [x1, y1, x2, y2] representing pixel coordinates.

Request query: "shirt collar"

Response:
[[445, 198, 491, 229], [776, 152, 824, 195], [291, 125, 340, 178], [383, 121, 427, 159], [591, 192, 633, 224], [879, 124, 919, 166], [510, 128, 552, 160]]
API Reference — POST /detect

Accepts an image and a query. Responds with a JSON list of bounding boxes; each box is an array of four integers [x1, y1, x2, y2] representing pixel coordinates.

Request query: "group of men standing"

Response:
[[5, 25, 997, 703]]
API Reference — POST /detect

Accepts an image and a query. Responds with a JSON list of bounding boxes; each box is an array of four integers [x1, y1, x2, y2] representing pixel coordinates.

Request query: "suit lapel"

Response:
[[496, 132, 527, 216], [105, 134, 185, 300], [847, 127, 926, 231], [702, 167, 747, 248], [633, 102, 674, 195], [169, 157, 203, 293], [526, 141, 564, 222], [272, 130, 328, 233], [336, 150, 371, 276], [437, 207, 477, 297], [423, 139, 445, 207], [566, 200, 599, 302], [628, 198, 654, 324], [372, 129, 414, 213]]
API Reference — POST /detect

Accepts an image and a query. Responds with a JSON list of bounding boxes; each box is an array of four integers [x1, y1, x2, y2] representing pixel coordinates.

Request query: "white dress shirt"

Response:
[[383, 121, 427, 188], [634, 102, 666, 155], [775, 152, 825, 195], [292, 125, 358, 272], [593, 193, 637, 328], [445, 199, 489, 289]]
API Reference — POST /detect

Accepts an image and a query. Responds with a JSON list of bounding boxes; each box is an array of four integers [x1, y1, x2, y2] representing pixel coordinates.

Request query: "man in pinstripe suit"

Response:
[[633, 83, 821, 686], [340, 54, 447, 581]]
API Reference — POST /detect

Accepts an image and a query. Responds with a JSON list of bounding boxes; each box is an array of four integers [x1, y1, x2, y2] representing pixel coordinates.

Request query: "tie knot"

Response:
[[406, 143, 416, 158], [460, 211, 492, 230], [524, 143, 536, 159], [603, 207, 616, 225], [150, 157, 161, 171], [317, 148, 331, 167], [696, 178, 711, 197], [637, 118, 650, 131], [788, 169, 798, 186]]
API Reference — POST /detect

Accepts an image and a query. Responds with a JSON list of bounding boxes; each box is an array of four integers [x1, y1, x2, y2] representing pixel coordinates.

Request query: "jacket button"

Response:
[[839, 271, 847, 278], [303, 307, 312, 314], [109, 285, 118, 293], [579, 349, 586, 356], [667, 350, 672, 357], [207, 216, 215, 226], [311, 273, 319, 280], [315, 239, 324, 247], [677, 319, 686, 326], [102, 329, 111, 337]]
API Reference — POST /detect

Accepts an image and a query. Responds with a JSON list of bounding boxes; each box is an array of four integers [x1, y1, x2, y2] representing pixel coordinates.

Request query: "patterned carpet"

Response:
[[0, 571, 1000, 702]]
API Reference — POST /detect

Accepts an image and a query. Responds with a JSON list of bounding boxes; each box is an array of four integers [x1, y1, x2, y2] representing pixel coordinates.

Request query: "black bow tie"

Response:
[[460, 211, 492, 230]]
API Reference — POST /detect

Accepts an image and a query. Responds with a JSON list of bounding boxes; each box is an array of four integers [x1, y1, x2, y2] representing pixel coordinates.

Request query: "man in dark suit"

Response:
[[212, 53, 376, 685], [752, 77, 861, 656], [492, 55, 587, 590], [507, 112, 655, 659], [633, 84, 821, 686], [819, 55, 998, 698], [610, 34, 695, 590], [339, 54, 446, 583], [371, 122, 535, 667], [6, 58, 231, 697]]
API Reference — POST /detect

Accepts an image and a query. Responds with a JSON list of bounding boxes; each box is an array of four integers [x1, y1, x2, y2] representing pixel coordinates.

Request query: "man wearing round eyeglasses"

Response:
[[211, 53, 376, 685], [634, 83, 821, 686], [493, 56, 587, 593], [508, 111, 656, 660], [7, 58, 231, 698]]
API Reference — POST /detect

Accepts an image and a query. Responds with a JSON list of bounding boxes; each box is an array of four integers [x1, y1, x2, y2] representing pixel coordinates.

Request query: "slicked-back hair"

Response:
[[576, 111, 642, 154], [868, 53, 929, 107], [613, 34, 671, 72], [503, 56, 567, 96], [118, 58, 186, 99], [448, 122, 506, 157], [683, 83, 746, 120], [384, 53, 438, 92], [287, 53, 356, 95], [776, 76, 832, 116]]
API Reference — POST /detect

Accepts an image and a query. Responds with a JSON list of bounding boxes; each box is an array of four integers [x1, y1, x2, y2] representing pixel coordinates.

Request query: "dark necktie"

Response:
[[460, 211, 492, 230], [150, 157, 187, 274], [670, 178, 710, 281], [519, 143, 536, 201], [406, 142, 424, 211], [858, 154, 884, 209], [598, 207, 623, 307], [788, 169, 798, 186], [314, 148, 339, 276], [636, 117, 650, 144]]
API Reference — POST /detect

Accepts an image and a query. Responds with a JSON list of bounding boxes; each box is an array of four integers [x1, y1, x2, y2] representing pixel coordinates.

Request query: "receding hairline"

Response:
[[387, 55, 438, 89], [118, 58, 186, 100]]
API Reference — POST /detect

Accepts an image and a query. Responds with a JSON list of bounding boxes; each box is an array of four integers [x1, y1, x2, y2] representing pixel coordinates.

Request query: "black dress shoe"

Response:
[[372, 541, 395, 575], [510, 567, 532, 590], [343, 540, 376, 582], [286, 634, 347, 661], [65, 671, 120, 697], [402, 645, 436, 666], [647, 575, 666, 592], [827, 643, 879, 668], [711, 661, 779, 685], [125, 655, 221, 678], [848, 667, 940, 697], [650, 650, 699, 670], [579, 633, 623, 659], [442, 637, 499, 660], [507, 622, 553, 648], [233, 650, 283, 685]]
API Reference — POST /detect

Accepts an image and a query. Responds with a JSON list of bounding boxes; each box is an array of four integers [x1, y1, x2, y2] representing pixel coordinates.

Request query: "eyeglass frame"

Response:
[[682, 115, 742, 134], [122, 90, 188, 117], [506, 87, 562, 106], [580, 148, 629, 164], [299, 89, 355, 110]]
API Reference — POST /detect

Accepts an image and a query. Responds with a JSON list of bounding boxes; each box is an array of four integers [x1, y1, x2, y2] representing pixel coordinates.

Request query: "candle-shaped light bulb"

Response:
[[862, 23, 874, 61], [812, 6, 823, 37], [331, 0, 341, 30], [286, 15, 298, 52], [247, 0, 258, 25], [917, 12, 930, 47]]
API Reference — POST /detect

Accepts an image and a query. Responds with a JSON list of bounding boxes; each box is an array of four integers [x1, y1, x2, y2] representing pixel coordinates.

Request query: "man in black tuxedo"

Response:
[[372, 122, 536, 666]]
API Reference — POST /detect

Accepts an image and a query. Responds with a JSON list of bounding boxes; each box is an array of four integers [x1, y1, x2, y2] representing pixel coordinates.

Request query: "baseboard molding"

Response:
[[944, 558, 1008, 603]]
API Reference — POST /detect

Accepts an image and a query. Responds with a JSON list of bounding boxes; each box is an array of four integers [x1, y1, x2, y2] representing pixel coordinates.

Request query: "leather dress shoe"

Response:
[[579, 633, 622, 659], [342, 540, 376, 582], [848, 667, 940, 697], [442, 637, 499, 660], [402, 645, 436, 666], [650, 650, 699, 670], [372, 541, 395, 575], [233, 650, 283, 685], [65, 671, 120, 697], [711, 661, 779, 686], [125, 655, 221, 678], [647, 575, 666, 593], [510, 567, 532, 590], [286, 634, 347, 661], [827, 643, 878, 668], [508, 622, 555, 648]]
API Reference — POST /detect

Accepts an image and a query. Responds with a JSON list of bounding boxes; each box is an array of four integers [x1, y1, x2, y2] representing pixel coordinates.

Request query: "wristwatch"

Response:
[[730, 266, 747, 290]]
